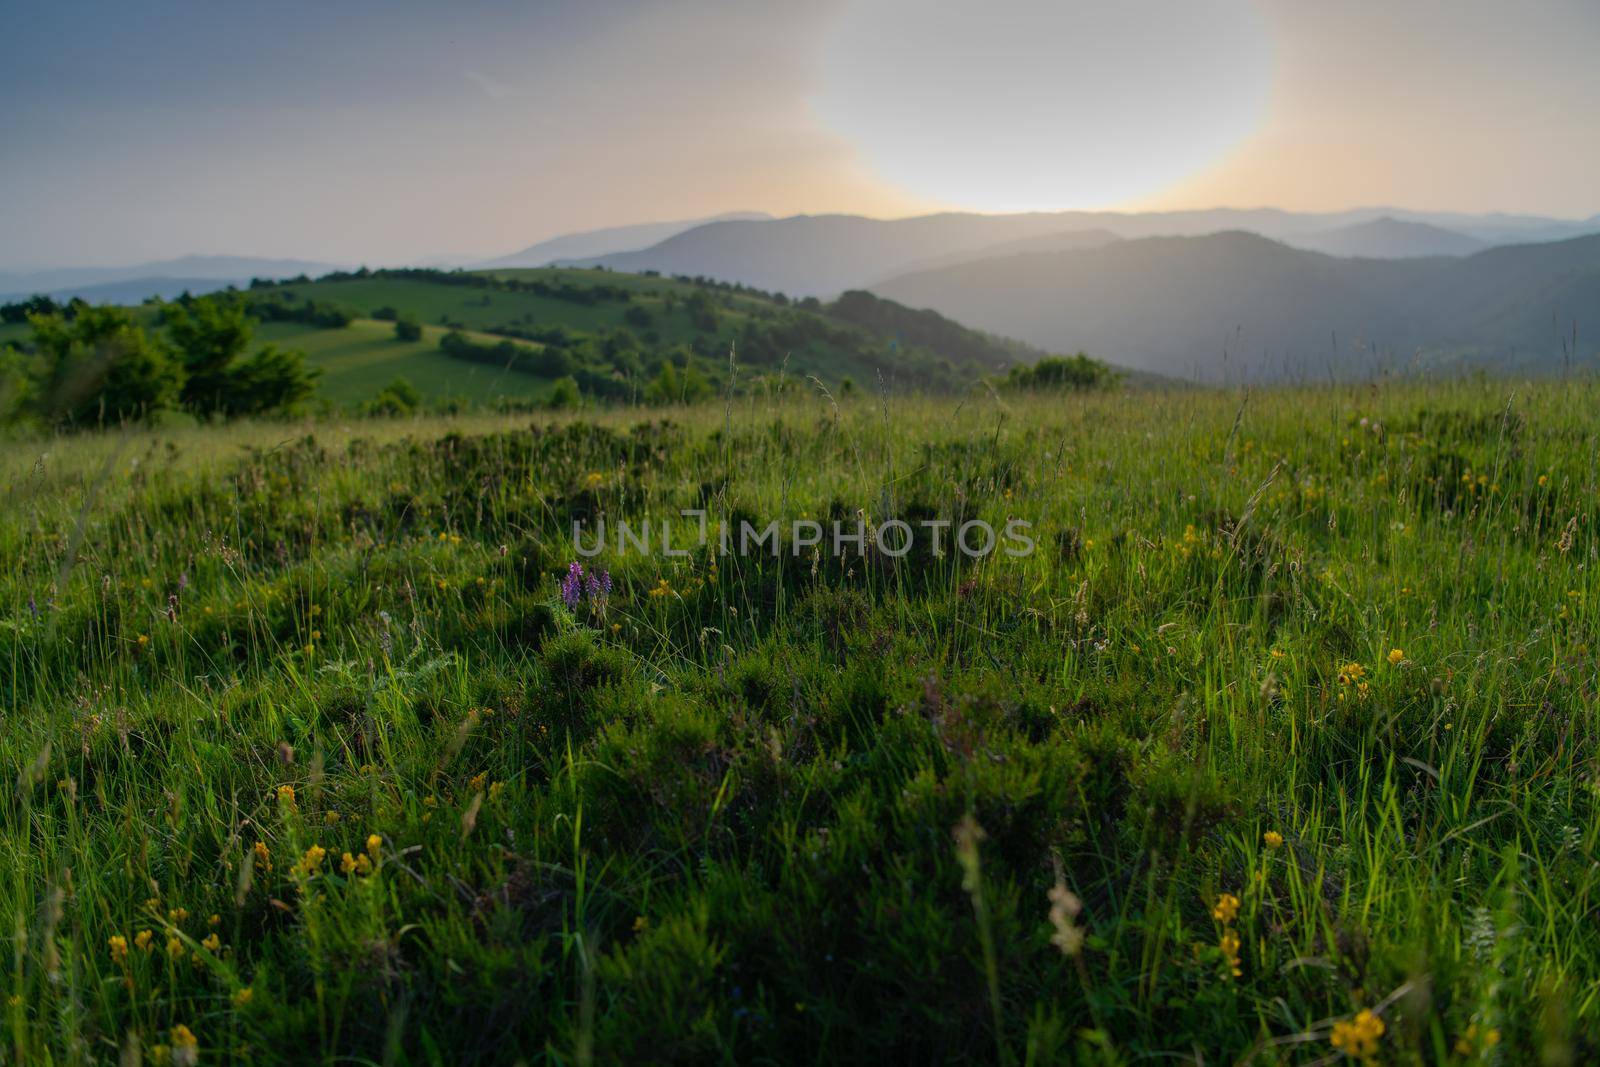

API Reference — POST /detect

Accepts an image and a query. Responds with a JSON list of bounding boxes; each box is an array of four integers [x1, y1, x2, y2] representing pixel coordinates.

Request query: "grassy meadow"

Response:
[[1, 377, 1597, 1063]]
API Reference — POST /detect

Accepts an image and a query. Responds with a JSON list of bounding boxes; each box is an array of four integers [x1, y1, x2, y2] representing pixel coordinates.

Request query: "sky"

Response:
[[3, 0, 1599, 270]]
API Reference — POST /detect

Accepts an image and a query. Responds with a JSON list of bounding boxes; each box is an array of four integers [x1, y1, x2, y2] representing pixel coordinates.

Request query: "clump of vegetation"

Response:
[[0, 379, 1593, 1062], [0, 293, 319, 428], [1002, 351, 1116, 391]]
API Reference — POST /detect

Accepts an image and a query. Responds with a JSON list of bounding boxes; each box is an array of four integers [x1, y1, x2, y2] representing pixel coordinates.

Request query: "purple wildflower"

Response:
[[585, 566, 612, 604], [560, 561, 584, 609]]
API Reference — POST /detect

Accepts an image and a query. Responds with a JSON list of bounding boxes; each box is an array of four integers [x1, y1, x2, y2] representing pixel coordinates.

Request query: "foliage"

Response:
[[393, 313, 423, 342], [1003, 352, 1116, 391], [25, 304, 183, 425]]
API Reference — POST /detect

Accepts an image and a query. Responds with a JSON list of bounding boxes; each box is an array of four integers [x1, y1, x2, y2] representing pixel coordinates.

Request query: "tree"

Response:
[[164, 297, 253, 414], [545, 376, 582, 410], [394, 314, 423, 342], [164, 295, 321, 417], [228, 345, 320, 415], [362, 377, 422, 417], [29, 305, 182, 426]]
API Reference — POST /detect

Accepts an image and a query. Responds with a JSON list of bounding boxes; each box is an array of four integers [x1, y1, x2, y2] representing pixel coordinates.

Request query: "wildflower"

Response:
[[167, 907, 189, 923], [134, 929, 154, 952], [208, 914, 220, 927], [276, 784, 297, 812], [1046, 875, 1086, 957], [1218, 928, 1242, 977], [584, 471, 604, 489], [233, 987, 254, 1008], [108, 935, 129, 963], [200, 933, 221, 953], [366, 833, 382, 860], [1336, 662, 1366, 686], [166, 935, 184, 956], [1263, 830, 1284, 850], [1212, 893, 1240, 923], [171, 1023, 199, 1062], [137, 633, 150, 646], [1329, 1008, 1385, 1058], [1387, 648, 1405, 665], [253, 841, 273, 872], [340, 851, 358, 875], [585, 566, 612, 605], [1454, 1024, 1501, 1056], [469, 772, 487, 792], [488, 781, 505, 802], [294, 845, 327, 878], [560, 561, 584, 609]]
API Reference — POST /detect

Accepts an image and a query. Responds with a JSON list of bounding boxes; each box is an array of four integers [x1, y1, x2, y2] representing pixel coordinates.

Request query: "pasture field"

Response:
[[1, 379, 1597, 1063]]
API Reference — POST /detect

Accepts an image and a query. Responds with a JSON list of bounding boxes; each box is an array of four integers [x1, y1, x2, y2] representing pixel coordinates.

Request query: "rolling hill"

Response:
[[1, 267, 1100, 409], [869, 231, 1600, 381]]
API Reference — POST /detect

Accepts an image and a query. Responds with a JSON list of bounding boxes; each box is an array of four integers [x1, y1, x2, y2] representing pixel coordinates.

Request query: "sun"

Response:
[[811, 0, 1273, 212]]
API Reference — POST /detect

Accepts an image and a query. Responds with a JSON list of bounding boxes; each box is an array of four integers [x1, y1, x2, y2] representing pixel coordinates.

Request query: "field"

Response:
[[2, 378, 1597, 1063]]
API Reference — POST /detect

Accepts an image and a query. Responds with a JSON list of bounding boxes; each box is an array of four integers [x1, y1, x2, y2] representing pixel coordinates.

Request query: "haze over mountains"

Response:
[[872, 231, 1600, 381]]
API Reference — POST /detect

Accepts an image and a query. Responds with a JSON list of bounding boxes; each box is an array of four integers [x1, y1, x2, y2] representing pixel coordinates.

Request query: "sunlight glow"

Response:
[[812, 0, 1273, 212]]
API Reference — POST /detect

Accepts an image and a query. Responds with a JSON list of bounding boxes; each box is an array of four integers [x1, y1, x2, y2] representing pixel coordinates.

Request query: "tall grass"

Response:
[[0, 377, 1595, 1062]]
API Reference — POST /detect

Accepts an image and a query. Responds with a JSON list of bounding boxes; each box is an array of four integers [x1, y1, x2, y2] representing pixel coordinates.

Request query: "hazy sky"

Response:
[[4, 0, 1598, 269]]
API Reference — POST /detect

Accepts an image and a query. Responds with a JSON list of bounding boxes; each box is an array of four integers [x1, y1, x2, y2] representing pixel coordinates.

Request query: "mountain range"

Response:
[[869, 231, 1600, 381], [568, 207, 1600, 296]]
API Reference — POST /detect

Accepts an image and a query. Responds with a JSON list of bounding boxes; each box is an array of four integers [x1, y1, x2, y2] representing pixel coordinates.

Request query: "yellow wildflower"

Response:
[[469, 772, 487, 792], [276, 785, 297, 812], [108, 935, 129, 963], [134, 929, 154, 952], [1212, 892, 1240, 923], [1387, 648, 1405, 665], [1330, 1009, 1385, 1058], [366, 833, 382, 860], [233, 987, 254, 1008], [1218, 928, 1242, 977], [201, 933, 221, 953], [253, 840, 273, 872], [171, 1024, 198, 1050], [340, 851, 358, 875], [1263, 830, 1284, 850], [294, 844, 327, 878], [1454, 1024, 1501, 1056]]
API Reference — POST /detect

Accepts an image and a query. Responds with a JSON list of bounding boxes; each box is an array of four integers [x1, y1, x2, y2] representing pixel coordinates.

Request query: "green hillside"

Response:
[[232, 266, 1065, 403], [1, 267, 1112, 419], [254, 320, 554, 407]]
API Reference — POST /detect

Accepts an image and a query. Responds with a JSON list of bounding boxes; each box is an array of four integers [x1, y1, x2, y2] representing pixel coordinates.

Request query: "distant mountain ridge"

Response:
[[1282, 217, 1487, 259], [0, 256, 341, 304], [478, 212, 771, 269], [577, 207, 1600, 296], [868, 231, 1600, 381]]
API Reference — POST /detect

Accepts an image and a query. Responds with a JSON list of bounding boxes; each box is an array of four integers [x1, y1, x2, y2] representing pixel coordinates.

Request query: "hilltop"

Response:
[[1, 266, 1105, 413]]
